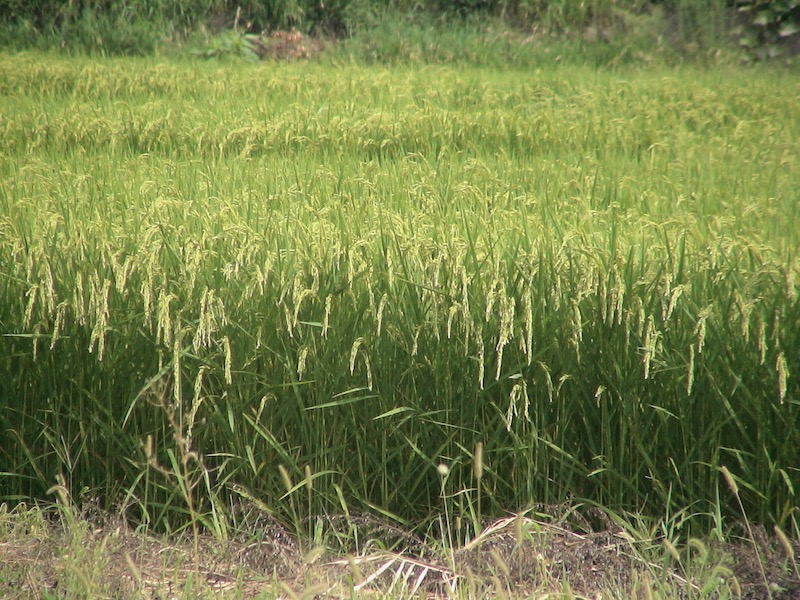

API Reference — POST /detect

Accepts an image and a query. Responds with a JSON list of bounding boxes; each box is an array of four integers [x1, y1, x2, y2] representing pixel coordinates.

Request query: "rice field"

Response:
[[0, 51, 798, 543]]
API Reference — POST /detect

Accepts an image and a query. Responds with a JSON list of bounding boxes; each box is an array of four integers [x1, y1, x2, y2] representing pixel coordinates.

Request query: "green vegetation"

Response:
[[2, 4, 799, 599], [1, 0, 799, 63], [735, 0, 800, 60], [4, 494, 794, 598], [0, 51, 797, 561]]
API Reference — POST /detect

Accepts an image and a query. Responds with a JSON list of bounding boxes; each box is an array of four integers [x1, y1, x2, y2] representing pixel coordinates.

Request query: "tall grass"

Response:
[[0, 53, 797, 541]]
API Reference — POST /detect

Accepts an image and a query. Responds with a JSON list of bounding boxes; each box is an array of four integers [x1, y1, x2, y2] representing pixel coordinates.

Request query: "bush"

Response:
[[734, 0, 800, 59], [0, 1, 798, 59], [0, 0, 188, 53]]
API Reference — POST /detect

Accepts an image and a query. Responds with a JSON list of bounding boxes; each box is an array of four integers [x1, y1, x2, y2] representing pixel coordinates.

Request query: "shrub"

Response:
[[734, 0, 800, 59]]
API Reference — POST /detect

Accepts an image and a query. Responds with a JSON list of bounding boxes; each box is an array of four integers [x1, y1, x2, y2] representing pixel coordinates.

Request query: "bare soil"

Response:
[[1, 502, 798, 599]]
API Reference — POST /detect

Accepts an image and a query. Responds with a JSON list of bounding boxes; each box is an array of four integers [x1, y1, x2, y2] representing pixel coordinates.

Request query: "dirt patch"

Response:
[[252, 30, 326, 61], [1, 502, 798, 598]]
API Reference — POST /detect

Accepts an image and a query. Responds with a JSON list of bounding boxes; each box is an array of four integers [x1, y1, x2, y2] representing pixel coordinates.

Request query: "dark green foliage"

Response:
[[735, 0, 800, 59], [650, 0, 800, 56], [661, 0, 732, 46], [4, 0, 795, 59], [0, 0, 193, 53]]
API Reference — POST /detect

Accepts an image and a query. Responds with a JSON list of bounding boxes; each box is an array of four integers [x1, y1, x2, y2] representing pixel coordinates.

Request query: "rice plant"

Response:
[[0, 53, 797, 547]]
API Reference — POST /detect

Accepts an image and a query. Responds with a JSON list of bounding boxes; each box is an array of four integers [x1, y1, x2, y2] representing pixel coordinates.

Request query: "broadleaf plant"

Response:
[[734, 0, 800, 59]]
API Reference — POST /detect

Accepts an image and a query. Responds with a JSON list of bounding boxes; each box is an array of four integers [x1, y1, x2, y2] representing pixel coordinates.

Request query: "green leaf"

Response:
[[779, 469, 795, 495], [753, 12, 772, 26], [767, 44, 783, 58], [373, 406, 414, 420], [306, 393, 378, 410], [280, 469, 339, 499], [778, 21, 800, 37], [739, 33, 759, 47]]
